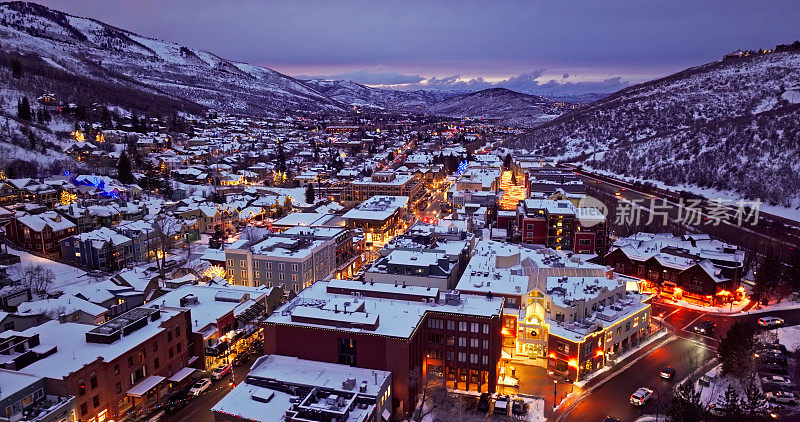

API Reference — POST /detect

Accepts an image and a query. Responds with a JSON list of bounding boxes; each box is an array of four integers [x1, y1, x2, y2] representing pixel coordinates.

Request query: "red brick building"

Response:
[[0, 306, 192, 422], [263, 279, 504, 419], [5, 211, 76, 256], [517, 199, 607, 254]]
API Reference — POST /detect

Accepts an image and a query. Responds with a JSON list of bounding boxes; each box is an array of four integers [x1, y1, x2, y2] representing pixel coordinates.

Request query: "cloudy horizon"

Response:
[[33, 0, 800, 96]]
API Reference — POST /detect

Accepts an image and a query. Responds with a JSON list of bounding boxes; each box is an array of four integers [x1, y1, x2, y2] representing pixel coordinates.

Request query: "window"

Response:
[[90, 373, 97, 389], [428, 334, 442, 344], [458, 321, 467, 331], [470, 338, 479, 348], [175, 326, 181, 338], [470, 322, 479, 333], [240, 270, 247, 277], [446, 336, 455, 346], [254, 271, 260, 278], [556, 342, 570, 354], [176, 343, 182, 353], [470, 353, 478, 364], [267, 273, 272, 280], [482, 355, 489, 365], [80, 403, 87, 416], [239, 260, 245, 267], [167, 331, 172, 342], [113, 364, 119, 375], [583, 343, 592, 356], [446, 351, 454, 361], [154, 358, 160, 370], [227, 269, 233, 276], [458, 337, 467, 347], [482, 323, 490, 334], [153, 342, 158, 352], [291, 274, 298, 282], [279, 263, 285, 270], [446, 320, 455, 330], [92, 395, 99, 408], [253, 261, 259, 268], [482, 339, 489, 349], [78, 380, 86, 396], [266, 262, 272, 269], [428, 319, 443, 329], [292, 264, 298, 272], [279, 273, 285, 281], [115, 382, 122, 394], [338, 338, 357, 366], [457, 352, 466, 362], [227, 259, 233, 266]]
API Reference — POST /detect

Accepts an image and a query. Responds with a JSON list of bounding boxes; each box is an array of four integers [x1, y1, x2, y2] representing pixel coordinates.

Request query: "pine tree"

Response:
[[305, 183, 315, 205], [11, 58, 22, 78], [669, 382, 707, 422], [117, 152, 134, 184], [753, 248, 781, 304], [718, 322, 756, 377], [17, 97, 31, 121], [27, 130, 36, 150], [717, 384, 742, 417], [741, 382, 766, 417], [503, 153, 512, 169]]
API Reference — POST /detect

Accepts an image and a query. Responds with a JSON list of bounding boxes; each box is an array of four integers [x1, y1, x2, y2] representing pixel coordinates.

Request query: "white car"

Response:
[[762, 375, 793, 386], [188, 378, 211, 396], [210, 365, 231, 380], [630, 387, 653, 406], [758, 316, 785, 328], [766, 391, 798, 405]]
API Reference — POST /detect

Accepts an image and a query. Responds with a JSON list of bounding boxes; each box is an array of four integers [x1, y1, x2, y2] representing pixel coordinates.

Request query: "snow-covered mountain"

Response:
[[423, 88, 562, 127], [513, 49, 800, 207], [0, 1, 343, 116], [303, 79, 459, 110]]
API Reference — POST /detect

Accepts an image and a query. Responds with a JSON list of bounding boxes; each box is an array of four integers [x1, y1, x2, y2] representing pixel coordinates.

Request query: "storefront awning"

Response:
[[127, 375, 165, 397], [168, 367, 198, 383]]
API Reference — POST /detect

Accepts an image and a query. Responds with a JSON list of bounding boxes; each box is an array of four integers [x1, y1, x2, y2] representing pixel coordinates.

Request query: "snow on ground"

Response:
[[6, 246, 88, 291], [775, 325, 800, 352], [659, 297, 752, 314], [743, 300, 800, 316], [523, 396, 545, 422]]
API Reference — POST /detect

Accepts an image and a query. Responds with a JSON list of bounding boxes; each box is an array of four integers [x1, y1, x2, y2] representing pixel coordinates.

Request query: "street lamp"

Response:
[[553, 379, 557, 410], [650, 386, 660, 422]]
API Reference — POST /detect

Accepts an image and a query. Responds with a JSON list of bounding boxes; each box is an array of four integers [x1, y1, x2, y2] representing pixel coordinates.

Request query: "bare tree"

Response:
[[410, 367, 451, 421], [18, 264, 55, 295], [152, 215, 183, 277]]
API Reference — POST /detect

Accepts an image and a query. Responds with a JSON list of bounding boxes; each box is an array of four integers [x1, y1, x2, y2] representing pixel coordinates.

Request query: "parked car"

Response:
[[660, 365, 676, 380], [756, 350, 785, 359], [232, 353, 250, 367], [762, 375, 793, 386], [760, 355, 788, 366], [766, 391, 798, 405], [511, 398, 525, 416], [630, 387, 653, 406], [758, 316, 785, 328], [163, 391, 191, 416], [692, 321, 716, 336], [494, 395, 509, 415], [758, 343, 788, 354], [760, 363, 789, 375], [211, 365, 231, 380], [189, 378, 211, 396], [477, 393, 491, 412]]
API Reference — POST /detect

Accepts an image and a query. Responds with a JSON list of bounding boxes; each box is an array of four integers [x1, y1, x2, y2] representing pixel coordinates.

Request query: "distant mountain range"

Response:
[[422, 88, 563, 127], [513, 48, 800, 207], [0, 1, 565, 125]]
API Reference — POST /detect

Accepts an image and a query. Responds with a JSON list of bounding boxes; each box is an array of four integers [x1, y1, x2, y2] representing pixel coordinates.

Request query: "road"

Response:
[[572, 167, 799, 259], [562, 337, 715, 422], [165, 358, 254, 422]]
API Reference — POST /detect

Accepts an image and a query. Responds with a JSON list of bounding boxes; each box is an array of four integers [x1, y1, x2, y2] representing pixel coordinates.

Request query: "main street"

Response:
[[165, 358, 254, 422], [562, 337, 715, 422]]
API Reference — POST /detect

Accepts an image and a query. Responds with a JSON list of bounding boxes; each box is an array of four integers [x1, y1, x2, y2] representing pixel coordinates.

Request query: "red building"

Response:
[[263, 279, 504, 420], [5, 211, 76, 256], [0, 306, 193, 422], [517, 199, 607, 254]]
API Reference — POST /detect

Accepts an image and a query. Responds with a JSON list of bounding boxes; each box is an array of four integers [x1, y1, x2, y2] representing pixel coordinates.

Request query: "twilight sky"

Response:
[[35, 0, 800, 95]]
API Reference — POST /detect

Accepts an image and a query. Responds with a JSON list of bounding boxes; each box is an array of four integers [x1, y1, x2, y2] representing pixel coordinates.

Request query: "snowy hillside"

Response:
[[513, 50, 800, 208], [303, 79, 458, 110], [0, 1, 343, 116], [423, 88, 562, 127]]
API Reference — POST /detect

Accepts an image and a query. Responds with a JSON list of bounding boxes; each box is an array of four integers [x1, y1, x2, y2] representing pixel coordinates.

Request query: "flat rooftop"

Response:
[[267, 280, 503, 338]]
